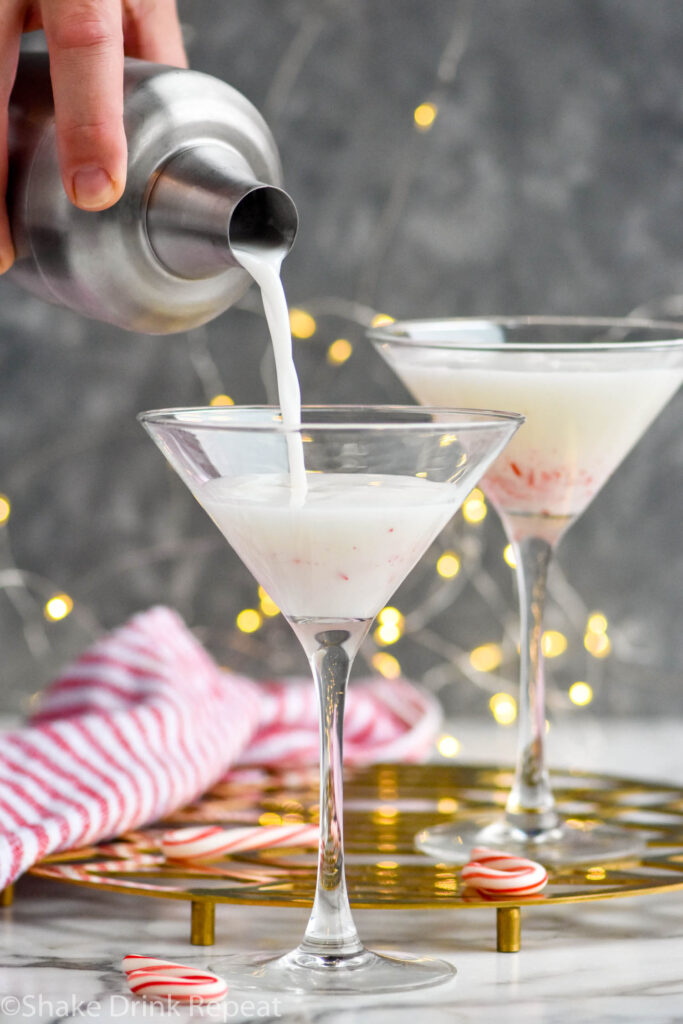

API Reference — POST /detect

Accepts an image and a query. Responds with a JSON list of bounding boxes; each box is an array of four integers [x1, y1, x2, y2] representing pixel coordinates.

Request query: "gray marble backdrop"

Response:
[[0, 0, 681, 725]]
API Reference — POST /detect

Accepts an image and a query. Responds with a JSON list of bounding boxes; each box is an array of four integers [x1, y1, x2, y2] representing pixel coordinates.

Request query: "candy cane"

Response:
[[161, 823, 319, 863], [461, 847, 548, 897], [122, 955, 227, 1003]]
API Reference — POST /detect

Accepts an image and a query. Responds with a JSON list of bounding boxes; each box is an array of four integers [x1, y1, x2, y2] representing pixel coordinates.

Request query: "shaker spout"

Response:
[[146, 142, 298, 280]]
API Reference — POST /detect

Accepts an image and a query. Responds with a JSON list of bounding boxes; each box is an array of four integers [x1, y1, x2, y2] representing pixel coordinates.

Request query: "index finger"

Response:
[[41, 0, 127, 211]]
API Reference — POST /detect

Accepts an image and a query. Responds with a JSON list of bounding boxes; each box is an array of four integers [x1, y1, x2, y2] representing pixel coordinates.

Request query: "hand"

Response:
[[0, 0, 188, 274]]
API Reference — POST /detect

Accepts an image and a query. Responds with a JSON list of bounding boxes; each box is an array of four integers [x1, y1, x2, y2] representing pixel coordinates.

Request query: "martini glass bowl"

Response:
[[369, 317, 683, 867], [139, 403, 521, 994]]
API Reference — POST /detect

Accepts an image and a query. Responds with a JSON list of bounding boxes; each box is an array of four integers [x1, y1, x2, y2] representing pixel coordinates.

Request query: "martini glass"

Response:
[[369, 317, 683, 867], [139, 404, 521, 994]]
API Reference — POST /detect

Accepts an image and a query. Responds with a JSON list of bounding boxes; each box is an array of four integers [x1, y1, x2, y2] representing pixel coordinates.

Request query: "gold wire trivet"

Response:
[[26, 763, 683, 952]]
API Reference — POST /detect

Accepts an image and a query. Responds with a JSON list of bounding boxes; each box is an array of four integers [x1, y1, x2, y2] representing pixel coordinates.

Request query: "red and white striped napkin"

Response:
[[0, 606, 441, 890]]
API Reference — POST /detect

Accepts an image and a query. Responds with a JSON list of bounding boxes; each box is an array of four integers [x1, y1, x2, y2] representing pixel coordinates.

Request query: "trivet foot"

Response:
[[496, 906, 520, 952], [191, 900, 215, 944]]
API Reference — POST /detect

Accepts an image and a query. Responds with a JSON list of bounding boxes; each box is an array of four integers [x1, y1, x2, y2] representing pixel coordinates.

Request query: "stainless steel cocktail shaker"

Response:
[[6, 54, 297, 334]]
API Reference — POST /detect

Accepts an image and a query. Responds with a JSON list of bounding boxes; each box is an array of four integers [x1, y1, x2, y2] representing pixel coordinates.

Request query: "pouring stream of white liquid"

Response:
[[233, 244, 307, 502]]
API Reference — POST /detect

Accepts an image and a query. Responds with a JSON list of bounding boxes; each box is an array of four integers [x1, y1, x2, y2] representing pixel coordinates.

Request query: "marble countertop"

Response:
[[2, 718, 683, 1023]]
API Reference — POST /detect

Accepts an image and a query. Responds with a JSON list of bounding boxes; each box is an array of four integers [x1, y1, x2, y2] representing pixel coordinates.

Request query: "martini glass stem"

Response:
[[293, 621, 370, 958], [505, 536, 560, 835]]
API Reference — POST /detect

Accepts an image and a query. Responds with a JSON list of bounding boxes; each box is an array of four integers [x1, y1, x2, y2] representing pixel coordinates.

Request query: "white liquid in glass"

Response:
[[197, 472, 459, 621], [391, 357, 683, 540]]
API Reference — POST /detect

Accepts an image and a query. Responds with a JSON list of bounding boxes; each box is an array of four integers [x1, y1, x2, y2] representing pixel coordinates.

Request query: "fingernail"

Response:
[[72, 166, 117, 210]]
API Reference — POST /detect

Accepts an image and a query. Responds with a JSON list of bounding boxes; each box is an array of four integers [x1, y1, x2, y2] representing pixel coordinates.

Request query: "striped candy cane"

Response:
[[461, 847, 548, 896], [161, 823, 319, 863], [122, 955, 227, 1003]]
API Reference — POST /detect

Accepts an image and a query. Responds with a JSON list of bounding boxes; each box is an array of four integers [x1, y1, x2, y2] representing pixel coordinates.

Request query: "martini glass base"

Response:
[[415, 816, 646, 868], [209, 945, 456, 995]]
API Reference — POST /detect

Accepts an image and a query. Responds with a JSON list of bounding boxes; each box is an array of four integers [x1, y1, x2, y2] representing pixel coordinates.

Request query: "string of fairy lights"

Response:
[[0, 417, 616, 734], [0, 1, 676, 742]]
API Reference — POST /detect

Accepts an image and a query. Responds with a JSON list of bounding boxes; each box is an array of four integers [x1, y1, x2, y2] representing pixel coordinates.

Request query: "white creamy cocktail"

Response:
[[370, 316, 683, 865], [140, 403, 521, 994]]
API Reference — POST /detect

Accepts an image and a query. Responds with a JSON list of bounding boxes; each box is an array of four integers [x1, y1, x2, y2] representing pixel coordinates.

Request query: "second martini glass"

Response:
[[370, 317, 683, 866], [139, 403, 521, 994]]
